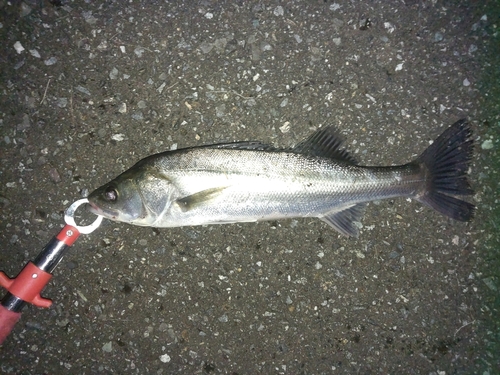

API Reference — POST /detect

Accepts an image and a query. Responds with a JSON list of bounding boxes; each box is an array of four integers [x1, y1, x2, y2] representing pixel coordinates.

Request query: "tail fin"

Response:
[[415, 119, 475, 221]]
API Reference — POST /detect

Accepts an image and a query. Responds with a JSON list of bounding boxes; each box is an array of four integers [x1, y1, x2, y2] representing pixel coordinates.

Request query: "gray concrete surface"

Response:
[[0, 1, 498, 374]]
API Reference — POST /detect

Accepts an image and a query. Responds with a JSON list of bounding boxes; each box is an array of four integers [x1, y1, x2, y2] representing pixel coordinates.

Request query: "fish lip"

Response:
[[87, 201, 115, 218], [87, 201, 103, 215]]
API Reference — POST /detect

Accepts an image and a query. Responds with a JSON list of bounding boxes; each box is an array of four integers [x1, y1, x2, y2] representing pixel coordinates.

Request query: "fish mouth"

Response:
[[87, 201, 118, 220]]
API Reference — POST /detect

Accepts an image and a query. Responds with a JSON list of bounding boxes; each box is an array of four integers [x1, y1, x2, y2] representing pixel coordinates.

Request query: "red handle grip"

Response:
[[0, 263, 53, 308], [0, 305, 21, 345]]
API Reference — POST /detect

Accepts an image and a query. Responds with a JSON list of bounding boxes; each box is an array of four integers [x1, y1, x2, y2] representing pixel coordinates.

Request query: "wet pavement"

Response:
[[0, 1, 498, 374]]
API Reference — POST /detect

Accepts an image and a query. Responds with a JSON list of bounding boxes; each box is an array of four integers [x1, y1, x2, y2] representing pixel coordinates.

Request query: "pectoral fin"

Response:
[[319, 203, 366, 237], [175, 187, 227, 212]]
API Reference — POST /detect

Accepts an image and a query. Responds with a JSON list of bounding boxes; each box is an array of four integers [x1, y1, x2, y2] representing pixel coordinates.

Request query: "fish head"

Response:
[[87, 166, 174, 226]]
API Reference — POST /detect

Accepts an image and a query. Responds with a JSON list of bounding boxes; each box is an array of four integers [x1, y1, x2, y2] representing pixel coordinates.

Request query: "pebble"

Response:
[[274, 6, 284, 16], [44, 57, 58, 66], [481, 139, 493, 150], [109, 67, 119, 80], [56, 98, 68, 108], [49, 168, 61, 183], [29, 49, 41, 58], [102, 341, 113, 353], [134, 47, 145, 57], [76, 85, 91, 96], [218, 314, 228, 322], [160, 354, 171, 363], [14, 41, 24, 54], [434, 32, 444, 42]]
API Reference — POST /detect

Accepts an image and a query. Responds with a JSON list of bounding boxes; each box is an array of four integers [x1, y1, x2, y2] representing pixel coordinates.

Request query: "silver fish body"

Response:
[[88, 120, 474, 236]]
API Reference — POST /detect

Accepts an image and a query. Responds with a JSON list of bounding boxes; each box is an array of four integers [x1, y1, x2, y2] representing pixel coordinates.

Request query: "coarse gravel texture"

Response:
[[0, 1, 498, 374]]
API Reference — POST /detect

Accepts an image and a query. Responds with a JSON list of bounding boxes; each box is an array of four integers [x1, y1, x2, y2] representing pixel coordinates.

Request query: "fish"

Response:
[[87, 119, 474, 237]]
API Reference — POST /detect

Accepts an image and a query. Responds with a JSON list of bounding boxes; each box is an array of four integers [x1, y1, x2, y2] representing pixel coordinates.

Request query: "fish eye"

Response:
[[104, 186, 118, 202]]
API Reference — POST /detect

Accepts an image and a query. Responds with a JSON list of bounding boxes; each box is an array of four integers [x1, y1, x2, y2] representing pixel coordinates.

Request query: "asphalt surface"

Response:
[[0, 1, 498, 374]]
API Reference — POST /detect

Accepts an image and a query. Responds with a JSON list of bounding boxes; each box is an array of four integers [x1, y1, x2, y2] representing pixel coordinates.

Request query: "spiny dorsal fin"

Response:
[[293, 126, 357, 163], [319, 203, 367, 237]]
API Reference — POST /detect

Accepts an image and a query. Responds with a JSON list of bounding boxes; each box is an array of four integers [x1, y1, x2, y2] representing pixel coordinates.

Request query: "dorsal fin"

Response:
[[293, 126, 357, 163]]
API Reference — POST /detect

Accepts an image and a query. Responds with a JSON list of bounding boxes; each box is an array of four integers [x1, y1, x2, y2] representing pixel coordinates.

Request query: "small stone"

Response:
[[44, 57, 57, 66], [434, 32, 444, 42], [131, 112, 144, 120], [118, 103, 127, 113], [463, 78, 470, 86], [111, 134, 125, 141], [134, 47, 145, 57], [102, 341, 112, 353], [215, 104, 226, 118], [160, 354, 171, 363], [49, 168, 61, 183], [109, 67, 119, 80], [56, 98, 68, 108], [14, 41, 25, 54], [199, 41, 214, 54], [274, 6, 284, 16], [279, 122, 290, 133], [218, 314, 228, 323], [481, 139, 494, 150], [75, 85, 91, 96], [29, 49, 41, 58], [20, 3, 32, 17]]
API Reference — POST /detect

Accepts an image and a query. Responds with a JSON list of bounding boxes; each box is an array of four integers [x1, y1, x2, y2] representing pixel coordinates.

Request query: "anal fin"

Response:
[[319, 203, 367, 237]]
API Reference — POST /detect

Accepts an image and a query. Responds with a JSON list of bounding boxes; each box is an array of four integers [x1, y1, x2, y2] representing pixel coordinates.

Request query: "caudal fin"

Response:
[[416, 119, 475, 221]]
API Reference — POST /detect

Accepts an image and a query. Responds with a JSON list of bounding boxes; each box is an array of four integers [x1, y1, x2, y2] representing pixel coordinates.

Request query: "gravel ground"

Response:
[[1, 1, 498, 374]]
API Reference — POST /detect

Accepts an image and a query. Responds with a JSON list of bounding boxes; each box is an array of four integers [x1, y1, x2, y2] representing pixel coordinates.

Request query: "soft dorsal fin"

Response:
[[293, 126, 357, 163]]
